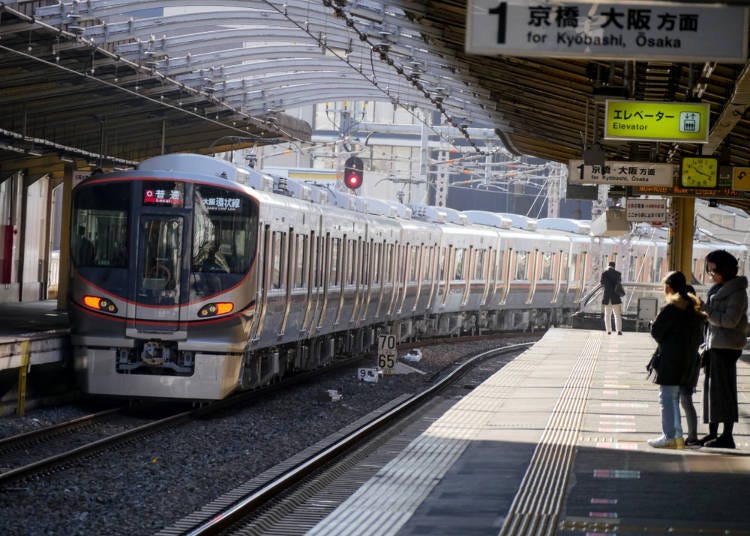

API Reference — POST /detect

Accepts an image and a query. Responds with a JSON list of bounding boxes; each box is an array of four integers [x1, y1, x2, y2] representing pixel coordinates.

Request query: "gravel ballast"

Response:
[[0, 337, 532, 535]]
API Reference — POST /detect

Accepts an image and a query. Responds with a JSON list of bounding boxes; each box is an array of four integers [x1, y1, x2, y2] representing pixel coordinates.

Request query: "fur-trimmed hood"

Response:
[[664, 291, 706, 318]]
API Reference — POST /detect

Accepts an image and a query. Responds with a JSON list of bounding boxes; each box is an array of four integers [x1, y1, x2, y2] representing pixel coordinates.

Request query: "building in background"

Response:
[[232, 100, 591, 220]]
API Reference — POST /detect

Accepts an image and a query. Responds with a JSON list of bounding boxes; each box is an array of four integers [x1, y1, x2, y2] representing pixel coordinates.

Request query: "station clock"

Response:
[[680, 156, 718, 188]]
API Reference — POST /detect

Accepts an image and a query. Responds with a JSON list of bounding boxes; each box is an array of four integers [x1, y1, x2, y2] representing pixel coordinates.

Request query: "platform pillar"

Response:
[[667, 196, 695, 278], [56, 164, 73, 310]]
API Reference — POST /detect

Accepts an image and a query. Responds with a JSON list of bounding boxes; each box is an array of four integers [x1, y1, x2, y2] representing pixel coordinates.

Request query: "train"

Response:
[[69, 153, 748, 400]]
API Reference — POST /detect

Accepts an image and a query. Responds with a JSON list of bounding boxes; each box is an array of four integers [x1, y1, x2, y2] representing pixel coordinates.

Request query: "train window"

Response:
[[294, 235, 306, 289], [330, 238, 340, 287], [270, 232, 285, 290], [475, 250, 485, 280], [408, 245, 418, 283], [560, 253, 569, 281], [515, 251, 528, 280], [541, 252, 553, 280], [423, 246, 433, 283], [138, 217, 182, 303], [349, 239, 357, 284], [72, 181, 130, 268], [628, 256, 637, 282], [656, 255, 665, 281], [315, 235, 325, 288], [454, 248, 465, 281]]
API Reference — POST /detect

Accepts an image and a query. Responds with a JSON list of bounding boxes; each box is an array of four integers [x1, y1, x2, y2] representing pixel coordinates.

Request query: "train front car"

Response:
[[70, 155, 259, 400]]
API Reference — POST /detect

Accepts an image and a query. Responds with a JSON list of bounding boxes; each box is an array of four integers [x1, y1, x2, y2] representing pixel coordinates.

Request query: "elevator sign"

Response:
[[604, 101, 710, 143], [466, 1, 748, 62]]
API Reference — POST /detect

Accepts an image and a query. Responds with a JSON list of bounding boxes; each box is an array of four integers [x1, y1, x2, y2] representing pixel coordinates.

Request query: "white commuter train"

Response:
[[69, 154, 747, 400]]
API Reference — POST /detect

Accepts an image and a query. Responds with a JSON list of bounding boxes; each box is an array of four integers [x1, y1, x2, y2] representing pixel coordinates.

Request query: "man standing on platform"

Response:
[[601, 261, 623, 335]]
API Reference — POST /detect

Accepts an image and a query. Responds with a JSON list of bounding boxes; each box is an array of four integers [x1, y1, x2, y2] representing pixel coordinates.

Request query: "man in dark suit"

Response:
[[601, 261, 623, 335]]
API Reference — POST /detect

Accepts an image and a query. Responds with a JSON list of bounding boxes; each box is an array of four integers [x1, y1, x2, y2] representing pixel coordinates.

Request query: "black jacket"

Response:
[[600, 267, 622, 305], [649, 293, 704, 386]]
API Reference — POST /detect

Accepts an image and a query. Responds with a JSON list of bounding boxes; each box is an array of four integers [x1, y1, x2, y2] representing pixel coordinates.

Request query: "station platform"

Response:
[[0, 300, 69, 372], [307, 328, 750, 536]]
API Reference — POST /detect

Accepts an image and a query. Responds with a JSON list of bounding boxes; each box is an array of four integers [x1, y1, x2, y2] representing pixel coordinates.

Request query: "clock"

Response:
[[680, 157, 718, 188]]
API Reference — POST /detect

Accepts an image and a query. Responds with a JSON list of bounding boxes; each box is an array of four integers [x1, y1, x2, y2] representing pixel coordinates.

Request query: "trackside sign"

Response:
[[466, 1, 748, 62]]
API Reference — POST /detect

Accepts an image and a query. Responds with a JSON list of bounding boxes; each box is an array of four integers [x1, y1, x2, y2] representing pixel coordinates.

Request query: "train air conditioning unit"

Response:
[[590, 208, 629, 237]]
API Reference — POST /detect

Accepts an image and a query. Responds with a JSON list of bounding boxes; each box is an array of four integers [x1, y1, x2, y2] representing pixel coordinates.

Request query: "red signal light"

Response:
[[345, 172, 363, 189], [343, 156, 364, 190]]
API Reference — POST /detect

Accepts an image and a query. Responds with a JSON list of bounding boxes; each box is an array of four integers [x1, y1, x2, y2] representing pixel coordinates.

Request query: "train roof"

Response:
[[461, 211, 513, 229], [536, 218, 590, 235]]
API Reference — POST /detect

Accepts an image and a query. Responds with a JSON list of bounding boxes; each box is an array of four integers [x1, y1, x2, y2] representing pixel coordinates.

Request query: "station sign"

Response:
[[626, 198, 667, 225], [604, 101, 710, 143], [466, 1, 748, 62], [568, 160, 674, 186]]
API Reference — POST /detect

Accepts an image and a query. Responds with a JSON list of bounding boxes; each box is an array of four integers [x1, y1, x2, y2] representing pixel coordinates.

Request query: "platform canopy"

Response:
[[2, 1, 750, 213]]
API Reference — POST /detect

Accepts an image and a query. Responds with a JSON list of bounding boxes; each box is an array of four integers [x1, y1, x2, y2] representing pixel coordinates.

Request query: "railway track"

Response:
[[0, 353, 375, 487], [158, 341, 534, 536]]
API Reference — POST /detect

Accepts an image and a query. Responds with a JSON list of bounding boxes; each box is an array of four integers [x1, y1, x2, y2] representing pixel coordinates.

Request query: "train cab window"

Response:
[[191, 185, 257, 298], [72, 182, 130, 269], [515, 251, 529, 280], [139, 217, 182, 303]]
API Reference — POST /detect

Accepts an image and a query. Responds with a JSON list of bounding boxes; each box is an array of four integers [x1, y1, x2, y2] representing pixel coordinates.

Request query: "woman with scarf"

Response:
[[699, 249, 748, 449]]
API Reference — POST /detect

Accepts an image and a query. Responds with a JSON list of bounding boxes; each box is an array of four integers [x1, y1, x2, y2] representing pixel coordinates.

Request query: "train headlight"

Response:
[[198, 302, 234, 317], [83, 295, 118, 313]]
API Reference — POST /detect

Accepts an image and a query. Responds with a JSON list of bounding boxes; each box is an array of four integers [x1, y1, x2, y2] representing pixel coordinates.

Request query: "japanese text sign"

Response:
[[604, 101, 710, 143], [466, 1, 748, 62], [568, 160, 674, 186], [626, 199, 667, 224]]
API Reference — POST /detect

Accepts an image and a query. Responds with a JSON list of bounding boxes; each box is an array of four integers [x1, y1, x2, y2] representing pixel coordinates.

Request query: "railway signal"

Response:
[[344, 156, 364, 190]]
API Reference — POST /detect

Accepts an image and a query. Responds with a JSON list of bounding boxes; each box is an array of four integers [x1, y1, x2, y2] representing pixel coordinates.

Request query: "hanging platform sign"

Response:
[[568, 160, 674, 186], [626, 199, 668, 225], [604, 100, 710, 143], [466, 1, 748, 62]]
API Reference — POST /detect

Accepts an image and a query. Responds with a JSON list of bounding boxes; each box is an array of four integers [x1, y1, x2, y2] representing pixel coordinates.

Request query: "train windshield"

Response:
[[72, 182, 130, 269], [191, 185, 257, 298]]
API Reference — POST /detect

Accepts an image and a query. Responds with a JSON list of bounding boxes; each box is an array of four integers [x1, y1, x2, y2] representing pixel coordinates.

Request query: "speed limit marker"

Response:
[[377, 334, 397, 375]]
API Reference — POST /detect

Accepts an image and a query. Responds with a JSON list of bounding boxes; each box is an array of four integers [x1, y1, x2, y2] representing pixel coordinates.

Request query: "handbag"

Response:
[[646, 347, 661, 381], [615, 282, 626, 297], [698, 343, 709, 369]]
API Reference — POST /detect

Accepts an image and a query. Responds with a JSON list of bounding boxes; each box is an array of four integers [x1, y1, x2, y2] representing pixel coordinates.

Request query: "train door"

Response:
[[134, 215, 185, 328]]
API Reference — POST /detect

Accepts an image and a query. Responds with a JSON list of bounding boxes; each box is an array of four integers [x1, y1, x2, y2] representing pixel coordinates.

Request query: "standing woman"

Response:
[[647, 271, 703, 449], [700, 249, 748, 449]]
